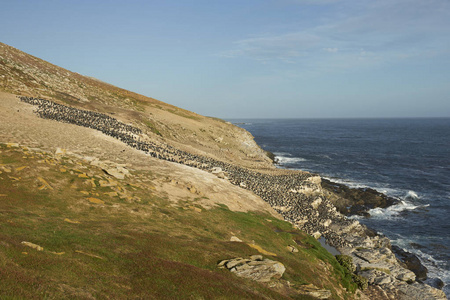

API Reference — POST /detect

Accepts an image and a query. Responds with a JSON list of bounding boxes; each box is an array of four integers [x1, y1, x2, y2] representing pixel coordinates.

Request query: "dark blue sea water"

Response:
[[231, 118, 450, 295]]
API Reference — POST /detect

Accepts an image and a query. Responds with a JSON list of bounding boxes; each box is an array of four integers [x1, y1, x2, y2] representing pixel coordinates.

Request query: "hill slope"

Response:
[[0, 42, 360, 299], [1, 42, 446, 299], [0, 42, 273, 170]]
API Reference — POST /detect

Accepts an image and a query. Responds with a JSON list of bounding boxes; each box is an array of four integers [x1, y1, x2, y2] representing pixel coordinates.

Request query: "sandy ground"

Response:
[[0, 91, 280, 218]]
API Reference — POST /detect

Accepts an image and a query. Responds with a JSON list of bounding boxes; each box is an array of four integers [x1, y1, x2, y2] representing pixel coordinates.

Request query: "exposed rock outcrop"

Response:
[[15, 95, 447, 300], [218, 255, 285, 282], [338, 232, 446, 300], [321, 178, 399, 216], [392, 245, 428, 281], [295, 284, 332, 299], [21, 241, 44, 251]]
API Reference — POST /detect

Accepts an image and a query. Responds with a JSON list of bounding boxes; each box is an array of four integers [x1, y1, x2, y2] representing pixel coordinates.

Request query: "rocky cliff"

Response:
[[0, 42, 446, 299], [0, 42, 272, 171]]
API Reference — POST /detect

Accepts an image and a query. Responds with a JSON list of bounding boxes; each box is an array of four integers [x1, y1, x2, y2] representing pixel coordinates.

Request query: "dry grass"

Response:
[[0, 42, 356, 299], [0, 143, 356, 299], [0, 42, 276, 170]]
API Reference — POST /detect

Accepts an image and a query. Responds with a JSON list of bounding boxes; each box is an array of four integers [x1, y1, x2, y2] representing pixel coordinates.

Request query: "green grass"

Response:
[[0, 143, 357, 299], [167, 108, 201, 121], [1, 156, 18, 164], [142, 119, 162, 136]]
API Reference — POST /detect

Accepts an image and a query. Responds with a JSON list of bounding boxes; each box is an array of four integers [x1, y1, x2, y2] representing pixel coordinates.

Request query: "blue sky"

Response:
[[1, 0, 449, 118]]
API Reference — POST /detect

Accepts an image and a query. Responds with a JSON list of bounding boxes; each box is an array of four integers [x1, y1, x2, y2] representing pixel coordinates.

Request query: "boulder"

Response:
[[393, 281, 447, 300], [230, 236, 242, 242], [90, 159, 128, 179], [218, 256, 285, 282], [103, 168, 125, 180], [287, 245, 299, 253], [312, 231, 322, 239], [306, 176, 322, 185], [395, 269, 416, 282], [88, 197, 105, 205], [359, 269, 393, 285], [211, 167, 226, 179], [353, 247, 395, 265], [55, 147, 66, 156], [391, 245, 428, 281], [323, 219, 332, 227], [311, 198, 322, 209], [426, 277, 444, 290], [250, 255, 263, 261], [296, 284, 332, 299], [211, 167, 222, 173], [321, 178, 399, 216], [21, 241, 43, 251]]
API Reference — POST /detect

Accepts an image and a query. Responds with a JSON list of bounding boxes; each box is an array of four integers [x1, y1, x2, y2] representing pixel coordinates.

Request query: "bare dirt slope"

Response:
[[0, 91, 358, 299], [0, 42, 275, 171], [0, 91, 278, 216], [0, 42, 367, 299]]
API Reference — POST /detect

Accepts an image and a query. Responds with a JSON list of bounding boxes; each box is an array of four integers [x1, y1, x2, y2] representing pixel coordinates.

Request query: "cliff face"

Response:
[[0, 42, 272, 171], [0, 42, 357, 299], [0, 42, 446, 299]]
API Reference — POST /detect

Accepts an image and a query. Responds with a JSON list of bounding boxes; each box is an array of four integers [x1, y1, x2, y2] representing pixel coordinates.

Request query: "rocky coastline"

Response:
[[320, 179, 442, 285], [18, 96, 447, 299], [321, 178, 399, 216], [273, 160, 446, 299]]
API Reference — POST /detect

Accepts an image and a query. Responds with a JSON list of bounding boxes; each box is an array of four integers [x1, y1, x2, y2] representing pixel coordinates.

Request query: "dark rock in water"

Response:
[[264, 150, 276, 164], [391, 245, 428, 281], [426, 277, 444, 290], [410, 242, 426, 249], [363, 227, 379, 238], [321, 178, 399, 216], [361, 212, 371, 218]]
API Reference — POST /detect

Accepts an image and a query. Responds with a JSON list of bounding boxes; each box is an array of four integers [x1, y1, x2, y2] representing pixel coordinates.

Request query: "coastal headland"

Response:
[[0, 42, 447, 299]]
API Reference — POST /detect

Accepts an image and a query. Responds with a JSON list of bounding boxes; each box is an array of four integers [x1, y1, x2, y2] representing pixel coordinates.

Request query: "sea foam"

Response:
[[363, 198, 429, 220], [405, 190, 420, 200], [274, 153, 307, 165], [392, 237, 450, 295]]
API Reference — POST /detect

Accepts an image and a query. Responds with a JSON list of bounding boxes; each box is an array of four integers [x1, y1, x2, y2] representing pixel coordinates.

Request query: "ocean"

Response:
[[231, 118, 450, 295]]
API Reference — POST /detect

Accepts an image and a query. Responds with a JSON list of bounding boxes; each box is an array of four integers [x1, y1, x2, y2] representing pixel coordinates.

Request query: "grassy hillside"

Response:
[[0, 42, 361, 299], [0, 42, 272, 170], [0, 143, 357, 299]]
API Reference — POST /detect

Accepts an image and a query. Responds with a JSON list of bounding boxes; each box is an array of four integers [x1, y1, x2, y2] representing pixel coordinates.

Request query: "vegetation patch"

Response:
[[265, 150, 277, 163], [168, 108, 201, 121], [336, 255, 356, 272], [352, 274, 368, 290], [142, 119, 162, 136], [0, 144, 357, 298]]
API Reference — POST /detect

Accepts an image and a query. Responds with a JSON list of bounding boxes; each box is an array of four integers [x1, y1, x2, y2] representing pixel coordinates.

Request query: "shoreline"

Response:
[[270, 153, 447, 297], [16, 96, 448, 299]]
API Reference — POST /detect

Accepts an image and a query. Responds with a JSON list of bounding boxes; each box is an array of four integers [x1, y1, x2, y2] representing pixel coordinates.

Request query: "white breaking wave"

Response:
[[378, 187, 402, 197], [349, 189, 428, 221], [274, 152, 292, 157], [360, 200, 430, 220], [391, 237, 450, 296], [322, 177, 369, 189], [275, 154, 307, 165], [405, 190, 420, 200], [323, 177, 424, 203]]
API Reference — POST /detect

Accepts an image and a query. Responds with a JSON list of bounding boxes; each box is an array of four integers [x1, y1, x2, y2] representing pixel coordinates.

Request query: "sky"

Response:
[[1, 0, 449, 118]]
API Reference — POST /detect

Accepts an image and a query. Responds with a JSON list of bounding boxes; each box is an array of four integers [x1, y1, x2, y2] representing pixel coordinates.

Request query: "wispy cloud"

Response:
[[220, 0, 450, 73], [323, 47, 338, 53], [284, 0, 343, 5], [222, 32, 320, 63]]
